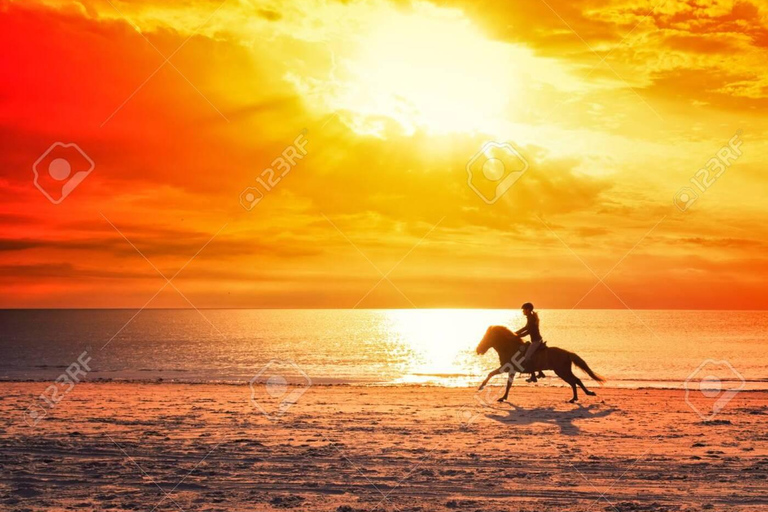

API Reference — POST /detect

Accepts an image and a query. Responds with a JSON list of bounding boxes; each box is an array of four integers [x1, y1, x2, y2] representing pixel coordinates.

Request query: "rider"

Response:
[[516, 302, 546, 383]]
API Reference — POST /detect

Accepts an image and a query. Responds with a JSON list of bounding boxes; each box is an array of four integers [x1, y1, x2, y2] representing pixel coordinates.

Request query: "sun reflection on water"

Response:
[[381, 309, 519, 386]]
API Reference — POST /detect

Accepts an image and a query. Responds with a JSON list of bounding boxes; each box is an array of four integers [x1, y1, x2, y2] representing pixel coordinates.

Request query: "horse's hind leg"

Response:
[[555, 368, 579, 403], [575, 377, 596, 396]]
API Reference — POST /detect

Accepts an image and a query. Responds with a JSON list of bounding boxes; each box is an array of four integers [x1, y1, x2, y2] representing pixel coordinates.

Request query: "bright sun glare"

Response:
[[385, 309, 516, 385], [327, 7, 524, 135]]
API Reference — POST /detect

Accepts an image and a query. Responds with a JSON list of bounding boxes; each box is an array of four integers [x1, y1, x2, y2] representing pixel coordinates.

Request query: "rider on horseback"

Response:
[[516, 302, 546, 383]]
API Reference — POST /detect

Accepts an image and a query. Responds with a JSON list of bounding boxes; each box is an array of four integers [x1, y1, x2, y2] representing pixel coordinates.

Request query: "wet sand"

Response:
[[1, 382, 767, 511]]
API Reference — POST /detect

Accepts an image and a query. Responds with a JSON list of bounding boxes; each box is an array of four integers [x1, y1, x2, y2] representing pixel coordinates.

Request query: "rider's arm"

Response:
[[516, 317, 532, 336]]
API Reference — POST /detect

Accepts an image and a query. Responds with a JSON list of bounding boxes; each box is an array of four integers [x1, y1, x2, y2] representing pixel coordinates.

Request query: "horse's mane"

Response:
[[487, 325, 523, 344]]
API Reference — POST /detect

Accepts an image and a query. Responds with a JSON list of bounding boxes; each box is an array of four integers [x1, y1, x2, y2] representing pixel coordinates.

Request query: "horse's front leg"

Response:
[[498, 372, 515, 402], [478, 367, 502, 390]]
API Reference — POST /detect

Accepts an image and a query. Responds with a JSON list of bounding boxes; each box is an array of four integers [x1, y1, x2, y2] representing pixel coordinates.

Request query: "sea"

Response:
[[1, 309, 766, 389]]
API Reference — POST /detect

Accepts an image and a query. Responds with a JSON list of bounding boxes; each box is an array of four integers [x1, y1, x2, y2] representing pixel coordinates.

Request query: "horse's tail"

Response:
[[570, 353, 606, 385]]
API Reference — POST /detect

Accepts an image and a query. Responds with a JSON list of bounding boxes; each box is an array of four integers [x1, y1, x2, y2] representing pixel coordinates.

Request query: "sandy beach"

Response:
[[1, 382, 766, 511]]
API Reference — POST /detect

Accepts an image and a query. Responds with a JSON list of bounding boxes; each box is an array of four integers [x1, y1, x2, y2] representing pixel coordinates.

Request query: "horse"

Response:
[[476, 325, 605, 403]]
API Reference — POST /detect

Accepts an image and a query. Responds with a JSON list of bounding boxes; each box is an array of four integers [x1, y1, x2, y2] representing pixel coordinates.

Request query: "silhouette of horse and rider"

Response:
[[476, 303, 605, 403]]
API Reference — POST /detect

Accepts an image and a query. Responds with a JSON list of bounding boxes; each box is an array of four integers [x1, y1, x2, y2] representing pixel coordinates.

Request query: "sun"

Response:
[[300, 4, 530, 136], [383, 309, 512, 386]]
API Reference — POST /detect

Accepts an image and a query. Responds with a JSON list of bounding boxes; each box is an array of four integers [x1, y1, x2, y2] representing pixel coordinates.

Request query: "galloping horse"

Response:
[[476, 325, 605, 403]]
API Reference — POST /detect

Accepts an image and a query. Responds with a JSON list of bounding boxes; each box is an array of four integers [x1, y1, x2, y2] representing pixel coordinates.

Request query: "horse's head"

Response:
[[476, 325, 518, 355]]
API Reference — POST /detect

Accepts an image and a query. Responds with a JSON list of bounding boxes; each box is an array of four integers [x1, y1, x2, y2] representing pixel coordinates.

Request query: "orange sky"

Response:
[[1, 0, 768, 309]]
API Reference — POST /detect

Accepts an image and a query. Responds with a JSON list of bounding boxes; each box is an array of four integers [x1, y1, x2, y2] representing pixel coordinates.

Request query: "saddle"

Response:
[[516, 340, 547, 355], [515, 340, 547, 373]]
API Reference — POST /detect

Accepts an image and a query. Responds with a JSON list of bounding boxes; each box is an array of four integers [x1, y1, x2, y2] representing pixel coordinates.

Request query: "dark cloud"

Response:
[[0, 231, 321, 260], [257, 8, 282, 21], [673, 236, 763, 249]]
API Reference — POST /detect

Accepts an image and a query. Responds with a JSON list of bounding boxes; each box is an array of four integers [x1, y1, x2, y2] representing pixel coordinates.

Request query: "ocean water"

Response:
[[0, 309, 766, 389]]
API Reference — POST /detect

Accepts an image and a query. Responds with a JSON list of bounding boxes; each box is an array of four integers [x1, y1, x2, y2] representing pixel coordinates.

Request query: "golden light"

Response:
[[384, 309, 514, 385], [315, 5, 527, 136]]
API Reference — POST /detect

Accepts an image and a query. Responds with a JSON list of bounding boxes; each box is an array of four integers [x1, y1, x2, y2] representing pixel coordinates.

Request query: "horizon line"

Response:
[[1, 307, 767, 311]]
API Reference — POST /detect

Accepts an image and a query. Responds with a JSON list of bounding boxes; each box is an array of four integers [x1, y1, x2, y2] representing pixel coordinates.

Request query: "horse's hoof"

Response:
[[586, 391, 596, 396], [497, 397, 507, 403], [568, 398, 578, 403]]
